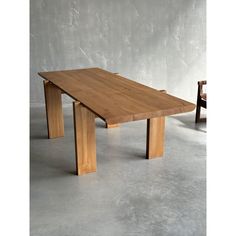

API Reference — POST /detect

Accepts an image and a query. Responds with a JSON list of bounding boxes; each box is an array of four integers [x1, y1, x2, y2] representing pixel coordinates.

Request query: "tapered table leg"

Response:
[[43, 80, 64, 138], [146, 116, 165, 158], [73, 101, 96, 175]]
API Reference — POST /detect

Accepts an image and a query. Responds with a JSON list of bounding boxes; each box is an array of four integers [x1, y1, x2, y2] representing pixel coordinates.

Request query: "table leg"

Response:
[[43, 80, 64, 138], [73, 101, 96, 175], [146, 117, 165, 158]]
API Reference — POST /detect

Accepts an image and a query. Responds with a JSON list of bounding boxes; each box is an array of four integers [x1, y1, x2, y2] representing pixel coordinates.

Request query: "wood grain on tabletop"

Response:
[[39, 68, 195, 124]]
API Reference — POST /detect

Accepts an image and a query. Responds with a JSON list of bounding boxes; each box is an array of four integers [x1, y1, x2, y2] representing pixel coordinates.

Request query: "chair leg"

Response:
[[195, 101, 201, 123]]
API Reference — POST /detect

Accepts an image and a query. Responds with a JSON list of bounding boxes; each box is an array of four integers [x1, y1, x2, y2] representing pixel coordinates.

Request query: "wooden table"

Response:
[[39, 68, 195, 175]]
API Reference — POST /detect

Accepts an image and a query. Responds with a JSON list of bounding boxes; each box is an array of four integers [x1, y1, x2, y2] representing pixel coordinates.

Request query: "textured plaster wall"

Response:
[[30, 0, 206, 106]]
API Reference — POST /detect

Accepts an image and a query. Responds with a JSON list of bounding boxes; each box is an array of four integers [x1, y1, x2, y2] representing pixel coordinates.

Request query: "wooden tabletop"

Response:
[[39, 68, 195, 124]]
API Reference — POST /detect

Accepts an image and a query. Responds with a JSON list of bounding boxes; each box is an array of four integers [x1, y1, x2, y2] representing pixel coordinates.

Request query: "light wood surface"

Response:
[[146, 89, 166, 158], [39, 68, 195, 124], [73, 101, 96, 175], [43, 80, 64, 138], [105, 90, 167, 129], [105, 123, 120, 128], [146, 116, 165, 158]]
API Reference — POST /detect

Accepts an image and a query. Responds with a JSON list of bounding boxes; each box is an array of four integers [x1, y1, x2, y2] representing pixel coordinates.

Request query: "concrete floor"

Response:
[[30, 106, 206, 236]]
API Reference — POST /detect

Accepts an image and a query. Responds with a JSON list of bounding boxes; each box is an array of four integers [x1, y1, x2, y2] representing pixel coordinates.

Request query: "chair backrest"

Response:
[[198, 80, 207, 100]]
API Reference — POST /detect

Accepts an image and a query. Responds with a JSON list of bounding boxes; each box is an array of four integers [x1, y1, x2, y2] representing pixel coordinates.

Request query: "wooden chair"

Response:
[[195, 80, 207, 123]]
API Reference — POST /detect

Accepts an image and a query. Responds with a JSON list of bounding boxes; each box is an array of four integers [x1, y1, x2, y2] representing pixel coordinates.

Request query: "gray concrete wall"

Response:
[[30, 0, 206, 106]]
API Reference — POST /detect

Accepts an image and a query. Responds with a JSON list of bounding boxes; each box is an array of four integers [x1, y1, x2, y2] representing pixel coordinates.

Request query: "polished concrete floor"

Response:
[[30, 106, 206, 236]]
